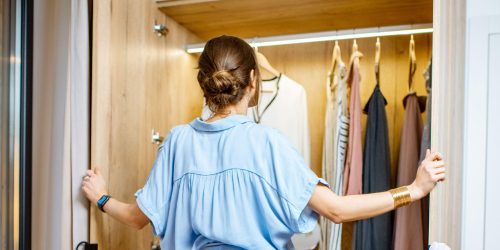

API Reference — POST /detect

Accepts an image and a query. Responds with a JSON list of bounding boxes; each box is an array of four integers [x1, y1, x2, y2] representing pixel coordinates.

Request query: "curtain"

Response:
[[32, 0, 90, 249]]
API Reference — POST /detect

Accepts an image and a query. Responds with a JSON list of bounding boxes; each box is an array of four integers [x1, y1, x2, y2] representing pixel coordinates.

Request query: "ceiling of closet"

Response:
[[157, 0, 433, 40]]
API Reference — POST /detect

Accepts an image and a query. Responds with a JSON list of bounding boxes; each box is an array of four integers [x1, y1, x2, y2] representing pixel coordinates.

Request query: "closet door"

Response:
[[91, 1, 201, 249], [462, 15, 500, 250]]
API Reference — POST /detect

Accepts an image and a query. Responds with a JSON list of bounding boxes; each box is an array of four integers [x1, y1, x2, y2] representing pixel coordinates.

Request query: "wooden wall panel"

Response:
[[91, 0, 202, 249], [158, 0, 432, 40], [429, 0, 466, 248]]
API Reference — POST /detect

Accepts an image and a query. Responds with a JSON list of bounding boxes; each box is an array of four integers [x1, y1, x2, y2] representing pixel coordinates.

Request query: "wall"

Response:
[[259, 35, 432, 249], [90, 0, 202, 249], [461, 0, 500, 249], [467, 0, 500, 17]]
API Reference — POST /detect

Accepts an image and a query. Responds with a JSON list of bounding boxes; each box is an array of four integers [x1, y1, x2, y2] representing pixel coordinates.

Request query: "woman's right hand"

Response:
[[408, 150, 446, 201], [81, 167, 108, 205]]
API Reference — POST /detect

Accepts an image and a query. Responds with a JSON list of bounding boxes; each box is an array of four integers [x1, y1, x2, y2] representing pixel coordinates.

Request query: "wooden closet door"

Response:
[[90, 1, 202, 249]]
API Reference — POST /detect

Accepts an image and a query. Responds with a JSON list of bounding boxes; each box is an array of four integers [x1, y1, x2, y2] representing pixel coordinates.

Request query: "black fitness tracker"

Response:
[[97, 194, 111, 212]]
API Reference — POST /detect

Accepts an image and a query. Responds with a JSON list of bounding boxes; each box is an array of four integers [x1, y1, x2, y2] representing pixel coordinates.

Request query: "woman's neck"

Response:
[[206, 103, 248, 123]]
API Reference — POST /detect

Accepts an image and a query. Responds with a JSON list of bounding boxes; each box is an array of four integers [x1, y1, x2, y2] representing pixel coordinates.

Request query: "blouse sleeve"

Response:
[[269, 130, 329, 233], [135, 134, 172, 237]]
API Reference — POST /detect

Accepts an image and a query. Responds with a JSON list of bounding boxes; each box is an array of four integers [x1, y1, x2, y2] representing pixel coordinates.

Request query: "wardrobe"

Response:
[[90, 1, 440, 249]]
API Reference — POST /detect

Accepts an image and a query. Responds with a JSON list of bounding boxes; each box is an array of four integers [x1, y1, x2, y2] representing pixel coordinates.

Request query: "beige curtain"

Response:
[[32, 0, 90, 249]]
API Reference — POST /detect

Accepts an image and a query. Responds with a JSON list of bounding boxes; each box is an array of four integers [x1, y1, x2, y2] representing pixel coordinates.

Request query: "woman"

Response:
[[81, 35, 445, 249]]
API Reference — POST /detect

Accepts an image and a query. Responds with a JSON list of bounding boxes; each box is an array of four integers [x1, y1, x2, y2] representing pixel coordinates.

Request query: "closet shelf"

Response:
[[157, 0, 432, 40]]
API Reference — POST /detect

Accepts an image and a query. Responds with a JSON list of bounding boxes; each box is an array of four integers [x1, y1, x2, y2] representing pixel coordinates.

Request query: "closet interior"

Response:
[[90, 0, 433, 249]]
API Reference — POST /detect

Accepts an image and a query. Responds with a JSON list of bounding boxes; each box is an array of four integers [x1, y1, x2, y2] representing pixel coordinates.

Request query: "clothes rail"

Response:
[[185, 23, 432, 53]]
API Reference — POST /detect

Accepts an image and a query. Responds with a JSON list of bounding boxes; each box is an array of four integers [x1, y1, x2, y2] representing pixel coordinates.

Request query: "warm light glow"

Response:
[[186, 25, 433, 54]]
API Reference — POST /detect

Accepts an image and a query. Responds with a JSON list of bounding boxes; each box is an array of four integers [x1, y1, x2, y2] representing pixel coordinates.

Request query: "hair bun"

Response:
[[196, 35, 260, 113], [210, 70, 239, 96]]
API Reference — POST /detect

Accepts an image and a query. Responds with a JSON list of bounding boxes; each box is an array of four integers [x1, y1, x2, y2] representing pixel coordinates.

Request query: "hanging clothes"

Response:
[[249, 74, 311, 165], [419, 58, 432, 248], [320, 63, 349, 250], [354, 84, 393, 250], [393, 92, 426, 250], [343, 52, 363, 196], [320, 72, 336, 250]]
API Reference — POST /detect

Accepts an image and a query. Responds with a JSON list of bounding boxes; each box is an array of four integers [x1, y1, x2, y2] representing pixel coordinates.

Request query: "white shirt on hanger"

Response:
[[249, 74, 311, 166]]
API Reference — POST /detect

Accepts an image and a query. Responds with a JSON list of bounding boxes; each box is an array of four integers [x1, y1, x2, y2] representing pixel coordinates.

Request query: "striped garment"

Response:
[[320, 64, 349, 250]]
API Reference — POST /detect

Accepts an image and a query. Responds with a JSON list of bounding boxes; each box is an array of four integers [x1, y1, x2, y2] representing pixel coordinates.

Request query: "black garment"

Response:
[[354, 85, 393, 250]]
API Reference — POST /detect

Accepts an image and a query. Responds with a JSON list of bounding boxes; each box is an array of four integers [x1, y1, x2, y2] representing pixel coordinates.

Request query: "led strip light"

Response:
[[186, 24, 433, 53]]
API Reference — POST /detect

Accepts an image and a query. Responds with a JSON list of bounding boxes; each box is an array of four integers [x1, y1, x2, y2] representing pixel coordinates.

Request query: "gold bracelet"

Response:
[[389, 186, 412, 208]]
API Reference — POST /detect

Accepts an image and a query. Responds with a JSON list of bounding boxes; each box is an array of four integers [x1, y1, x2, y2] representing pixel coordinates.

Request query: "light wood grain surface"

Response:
[[429, 0, 466, 248], [91, 0, 202, 249], [158, 0, 432, 39]]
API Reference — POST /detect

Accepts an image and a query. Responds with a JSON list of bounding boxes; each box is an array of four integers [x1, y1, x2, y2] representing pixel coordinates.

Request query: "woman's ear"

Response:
[[248, 69, 259, 108], [249, 69, 256, 89]]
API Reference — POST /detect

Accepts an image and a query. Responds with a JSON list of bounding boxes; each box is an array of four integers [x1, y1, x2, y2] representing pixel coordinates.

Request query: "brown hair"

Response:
[[197, 35, 261, 113]]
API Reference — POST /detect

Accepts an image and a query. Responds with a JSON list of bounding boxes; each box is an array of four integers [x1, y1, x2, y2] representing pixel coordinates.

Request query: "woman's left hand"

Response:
[[408, 150, 446, 201], [81, 167, 108, 204]]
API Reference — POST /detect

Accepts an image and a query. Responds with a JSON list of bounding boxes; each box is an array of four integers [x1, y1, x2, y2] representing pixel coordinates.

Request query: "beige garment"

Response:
[[319, 73, 337, 250], [393, 93, 426, 250], [320, 63, 349, 250], [320, 64, 349, 250], [343, 53, 363, 196]]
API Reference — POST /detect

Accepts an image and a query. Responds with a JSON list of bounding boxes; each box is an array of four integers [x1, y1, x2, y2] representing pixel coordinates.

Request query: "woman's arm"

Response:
[[81, 168, 149, 230], [309, 150, 445, 223]]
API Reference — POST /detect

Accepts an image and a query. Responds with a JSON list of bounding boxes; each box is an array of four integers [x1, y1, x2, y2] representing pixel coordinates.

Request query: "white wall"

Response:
[[462, 0, 500, 249], [484, 33, 500, 250], [467, 0, 500, 17]]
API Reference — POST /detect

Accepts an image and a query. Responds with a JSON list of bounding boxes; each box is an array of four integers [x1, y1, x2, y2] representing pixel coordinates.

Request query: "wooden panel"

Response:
[[159, 0, 432, 40], [259, 34, 431, 249], [90, 0, 202, 249], [429, 0, 466, 249]]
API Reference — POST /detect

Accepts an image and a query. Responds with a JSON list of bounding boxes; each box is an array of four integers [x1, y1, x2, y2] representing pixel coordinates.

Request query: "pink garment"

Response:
[[343, 53, 363, 195]]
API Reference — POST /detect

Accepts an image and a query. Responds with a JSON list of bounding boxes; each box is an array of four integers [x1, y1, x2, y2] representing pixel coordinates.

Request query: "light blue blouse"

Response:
[[135, 115, 327, 249]]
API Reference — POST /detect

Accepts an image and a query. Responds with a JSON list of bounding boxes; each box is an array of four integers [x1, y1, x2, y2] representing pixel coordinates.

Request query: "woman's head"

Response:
[[197, 35, 261, 113]]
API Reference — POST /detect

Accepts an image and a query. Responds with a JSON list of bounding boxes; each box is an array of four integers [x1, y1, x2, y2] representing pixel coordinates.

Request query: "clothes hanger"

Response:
[[328, 41, 344, 90], [345, 40, 363, 83], [252, 47, 281, 122], [332, 41, 344, 72], [254, 45, 281, 93], [375, 37, 381, 85], [255, 51, 280, 78], [408, 35, 417, 93]]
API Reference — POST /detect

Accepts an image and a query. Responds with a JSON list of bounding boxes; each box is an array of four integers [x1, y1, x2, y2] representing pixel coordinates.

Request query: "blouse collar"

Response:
[[190, 114, 252, 132]]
